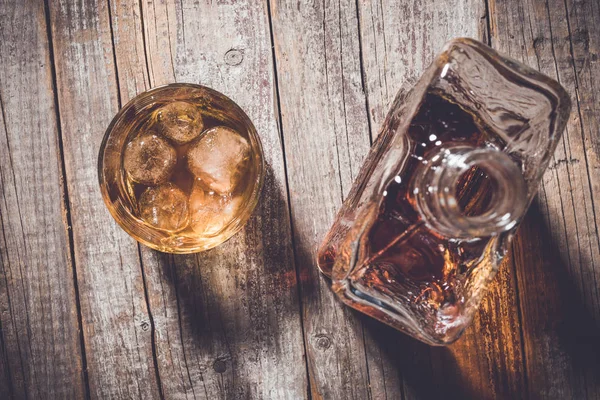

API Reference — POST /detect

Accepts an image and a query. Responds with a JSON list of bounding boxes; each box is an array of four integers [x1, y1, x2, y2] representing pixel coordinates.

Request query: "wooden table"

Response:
[[1, 0, 599, 398]]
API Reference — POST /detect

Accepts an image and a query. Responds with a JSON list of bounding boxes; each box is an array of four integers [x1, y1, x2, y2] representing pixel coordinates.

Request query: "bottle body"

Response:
[[317, 38, 571, 345]]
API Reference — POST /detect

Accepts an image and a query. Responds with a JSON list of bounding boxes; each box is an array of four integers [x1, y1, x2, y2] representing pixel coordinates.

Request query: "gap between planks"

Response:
[[42, 0, 91, 398]]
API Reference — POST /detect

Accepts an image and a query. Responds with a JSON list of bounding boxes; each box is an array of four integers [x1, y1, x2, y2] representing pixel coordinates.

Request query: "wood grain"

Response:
[[0, 1, 86, 398], [47, 0, 161, 397], [269, 0, 376, 398], [1, 0, 599, 398], [271, 1, 378, 399], [109, 0, 308, 398], [490, 0, 600, 397]]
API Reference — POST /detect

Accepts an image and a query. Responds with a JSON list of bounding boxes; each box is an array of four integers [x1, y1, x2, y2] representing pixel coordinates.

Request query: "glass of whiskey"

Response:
[[317, 38, 571, 345], [99, 83, 264, 253]]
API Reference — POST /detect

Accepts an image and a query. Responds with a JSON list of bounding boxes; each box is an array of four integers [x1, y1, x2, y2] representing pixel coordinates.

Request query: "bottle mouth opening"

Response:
[[455, 165, 496, 217], [414, 146, 527, 238]]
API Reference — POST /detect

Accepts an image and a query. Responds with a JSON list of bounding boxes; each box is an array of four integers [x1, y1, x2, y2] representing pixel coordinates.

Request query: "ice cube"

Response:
[[187, 126, 250, 194], [155, 101, 203, 144], [139, 183, 189, 231], [189, 181, 242, 235], [123, 132, 177, 185]]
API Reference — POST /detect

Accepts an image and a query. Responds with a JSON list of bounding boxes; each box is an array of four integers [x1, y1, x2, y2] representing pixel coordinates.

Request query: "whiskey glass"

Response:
[[99, 83, 264, 254]]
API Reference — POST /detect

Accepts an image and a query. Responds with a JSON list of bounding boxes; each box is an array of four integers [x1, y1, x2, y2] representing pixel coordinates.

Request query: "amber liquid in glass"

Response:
[[124, 112, 255, 233], [323, 92, 499, 328], [100, 84, 263, 253]]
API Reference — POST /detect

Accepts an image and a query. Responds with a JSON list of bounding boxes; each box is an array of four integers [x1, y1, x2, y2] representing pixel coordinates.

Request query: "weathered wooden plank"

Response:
[[0, 317, 11, 398], [0, 1, 86, 398], [171, 1, 309, 394], [46, 0, 162, 397], [356, 1, 527, 398], [490, 0, 600, 397], [270, 0, 375, 398], [564, 0, 600, 333], [1, 0, 597, 398], [109, 0, 308, 398], [358, 0, 487, 129]]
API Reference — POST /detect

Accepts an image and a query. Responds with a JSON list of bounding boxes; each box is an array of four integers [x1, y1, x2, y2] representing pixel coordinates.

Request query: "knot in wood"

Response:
[[213, 359, 227, 373], [314, 334, 332, 350], [140, 321, 150, 331], [224, 49, 244, 66]]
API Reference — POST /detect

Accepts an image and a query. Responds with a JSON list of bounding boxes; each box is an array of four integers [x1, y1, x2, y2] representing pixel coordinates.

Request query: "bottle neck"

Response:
[[413, 146, 527, 238]]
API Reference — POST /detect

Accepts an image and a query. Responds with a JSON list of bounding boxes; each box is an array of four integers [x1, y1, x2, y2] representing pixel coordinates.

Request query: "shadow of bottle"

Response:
[[357, 200, 600, 399]]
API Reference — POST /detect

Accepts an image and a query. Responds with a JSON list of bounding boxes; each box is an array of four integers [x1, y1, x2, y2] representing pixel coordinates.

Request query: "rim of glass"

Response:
[[97, 83, 265, 253]]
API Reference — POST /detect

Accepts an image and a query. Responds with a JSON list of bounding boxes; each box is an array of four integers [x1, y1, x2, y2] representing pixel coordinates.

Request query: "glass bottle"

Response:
[[317, 38, 571, 345]]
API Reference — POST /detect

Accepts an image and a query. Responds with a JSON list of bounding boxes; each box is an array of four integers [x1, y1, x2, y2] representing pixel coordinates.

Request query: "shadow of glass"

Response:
[[161, 162, 300, 333], [148, 161, 306, 396]]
